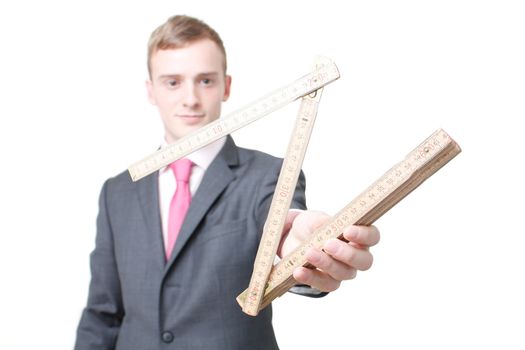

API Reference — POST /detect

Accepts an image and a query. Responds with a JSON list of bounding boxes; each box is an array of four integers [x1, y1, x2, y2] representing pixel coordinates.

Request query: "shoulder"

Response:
[[106, 168, 135, 186], [99, 168, 148, 197], [235, 145, 286, 182], [228, 138, 283, 168], [238, 146, 281, 165], [216, 136, 285, 177]]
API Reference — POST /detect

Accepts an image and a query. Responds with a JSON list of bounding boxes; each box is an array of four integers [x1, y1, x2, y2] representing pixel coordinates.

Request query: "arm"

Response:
[[74, 181, 124, 350]]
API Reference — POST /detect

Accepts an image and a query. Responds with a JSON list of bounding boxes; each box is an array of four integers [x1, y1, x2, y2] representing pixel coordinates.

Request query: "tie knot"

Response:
[[169, 158, 193, 183]]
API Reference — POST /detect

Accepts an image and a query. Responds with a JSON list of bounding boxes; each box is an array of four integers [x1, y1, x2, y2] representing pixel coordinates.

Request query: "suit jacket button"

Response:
[[161, 331, 174, 343]]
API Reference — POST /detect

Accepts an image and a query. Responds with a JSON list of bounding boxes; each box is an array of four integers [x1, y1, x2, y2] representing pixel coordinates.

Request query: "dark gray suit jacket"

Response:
[[75, 137, 307, 349]]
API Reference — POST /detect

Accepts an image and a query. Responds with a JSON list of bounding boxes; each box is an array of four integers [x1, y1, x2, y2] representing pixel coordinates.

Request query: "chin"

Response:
[[171, 127, 200, 140]]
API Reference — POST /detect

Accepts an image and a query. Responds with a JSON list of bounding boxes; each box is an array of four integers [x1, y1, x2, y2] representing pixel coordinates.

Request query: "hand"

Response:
[[278, 210, 380, 292]]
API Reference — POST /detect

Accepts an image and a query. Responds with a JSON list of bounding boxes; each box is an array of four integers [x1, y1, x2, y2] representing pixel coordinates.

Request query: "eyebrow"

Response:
[[157, 72, 220, 80], [196, 72, 220, 78]]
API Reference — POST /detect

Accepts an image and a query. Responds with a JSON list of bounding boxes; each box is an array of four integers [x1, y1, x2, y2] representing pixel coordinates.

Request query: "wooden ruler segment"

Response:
[[242, 60, 327, 315], [128, 60, 340, 182], [237, 128, 461, 312]]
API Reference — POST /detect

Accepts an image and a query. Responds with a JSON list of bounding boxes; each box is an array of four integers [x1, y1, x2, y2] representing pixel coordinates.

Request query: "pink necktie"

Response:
[[166, 158, 193, 260]]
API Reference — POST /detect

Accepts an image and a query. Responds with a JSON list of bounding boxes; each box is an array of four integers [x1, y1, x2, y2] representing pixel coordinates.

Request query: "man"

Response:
[[75, 15, 380, 349]]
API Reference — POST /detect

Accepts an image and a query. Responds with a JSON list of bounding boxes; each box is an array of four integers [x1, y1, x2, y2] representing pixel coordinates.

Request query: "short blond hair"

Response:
[[147, 15, 227, 77]]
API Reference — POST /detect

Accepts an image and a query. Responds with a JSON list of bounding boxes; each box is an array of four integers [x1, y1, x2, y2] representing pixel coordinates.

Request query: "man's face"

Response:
[[146, 39, 231, 143]]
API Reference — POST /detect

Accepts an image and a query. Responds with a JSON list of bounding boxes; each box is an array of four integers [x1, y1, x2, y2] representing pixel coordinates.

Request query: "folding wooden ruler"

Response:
[[127, 57, 461, 317], [236, 128, 461, 312]]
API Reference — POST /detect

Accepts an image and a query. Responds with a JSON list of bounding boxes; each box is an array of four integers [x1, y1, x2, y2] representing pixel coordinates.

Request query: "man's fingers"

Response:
[[305, 248, 358, 281], [293, 266, 341, 293], [342, 225, 380, 247], [323, 239, 374, 271]]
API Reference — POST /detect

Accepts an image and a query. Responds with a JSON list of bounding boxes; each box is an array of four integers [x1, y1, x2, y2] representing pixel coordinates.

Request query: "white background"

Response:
[[1, 0, 524, 349]]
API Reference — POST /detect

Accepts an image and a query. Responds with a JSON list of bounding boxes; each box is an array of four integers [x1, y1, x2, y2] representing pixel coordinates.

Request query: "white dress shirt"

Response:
[[158, 137, 227, 248]]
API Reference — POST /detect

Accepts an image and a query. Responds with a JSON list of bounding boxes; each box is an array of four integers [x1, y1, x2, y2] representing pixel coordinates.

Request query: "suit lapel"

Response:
[[164, 136, 239, 271], [135, 172, 166, 270]]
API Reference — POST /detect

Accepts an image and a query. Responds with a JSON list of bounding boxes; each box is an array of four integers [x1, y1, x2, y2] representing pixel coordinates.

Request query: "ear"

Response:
[[145, 79, 157, 105], [222, 75, 232, 102]]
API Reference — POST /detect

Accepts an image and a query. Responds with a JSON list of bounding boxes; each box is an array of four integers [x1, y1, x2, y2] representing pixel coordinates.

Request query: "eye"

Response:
[[201, 78, 213, 86], [167, 79, 178, 87]]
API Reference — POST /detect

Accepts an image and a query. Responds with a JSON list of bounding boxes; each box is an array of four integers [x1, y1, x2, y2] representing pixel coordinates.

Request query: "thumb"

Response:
[[288, 210, 330, 242]]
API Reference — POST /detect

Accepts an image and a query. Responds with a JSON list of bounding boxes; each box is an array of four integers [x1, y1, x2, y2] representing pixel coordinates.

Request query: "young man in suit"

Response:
[[75, 15, 380, 350]]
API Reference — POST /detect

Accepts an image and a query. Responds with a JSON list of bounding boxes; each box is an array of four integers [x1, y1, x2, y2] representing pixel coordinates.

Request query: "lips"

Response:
[[176, 114, 205, 125], [177, 114, 204, 118]]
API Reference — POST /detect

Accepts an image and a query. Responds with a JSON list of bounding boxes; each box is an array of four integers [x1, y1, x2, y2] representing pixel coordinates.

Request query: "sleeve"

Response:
[[292, 170, 307, 210], [288, 284, 328, 298], [74, 180, 124, 350]]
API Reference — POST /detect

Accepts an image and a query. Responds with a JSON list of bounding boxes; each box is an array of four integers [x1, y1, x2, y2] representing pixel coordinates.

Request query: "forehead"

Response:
[[150, 39, 226, 78]]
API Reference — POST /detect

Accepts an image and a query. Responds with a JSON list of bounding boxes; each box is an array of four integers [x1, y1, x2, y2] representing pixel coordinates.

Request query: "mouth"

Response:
[[176, 114, 205, 125], [176, 114, 205, 119]]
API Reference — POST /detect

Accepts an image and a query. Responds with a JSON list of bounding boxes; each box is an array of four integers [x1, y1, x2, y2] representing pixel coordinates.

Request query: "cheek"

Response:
[[204, 90, 225, 109], [155, 92, 180, 109]]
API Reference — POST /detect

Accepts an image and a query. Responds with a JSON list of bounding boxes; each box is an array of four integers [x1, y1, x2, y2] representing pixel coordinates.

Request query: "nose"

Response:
[[182, 83, 200, 108]]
